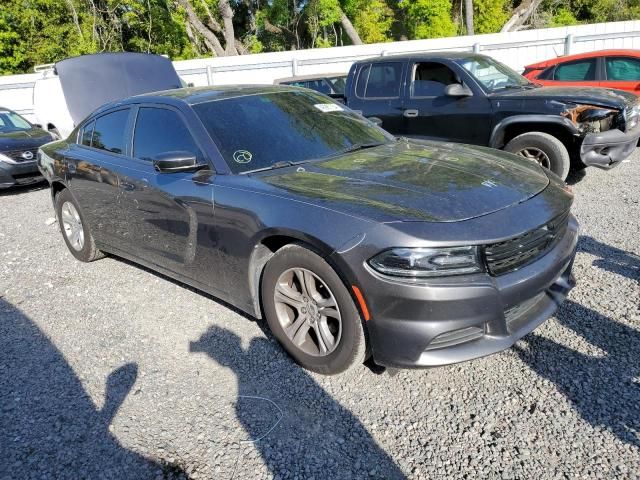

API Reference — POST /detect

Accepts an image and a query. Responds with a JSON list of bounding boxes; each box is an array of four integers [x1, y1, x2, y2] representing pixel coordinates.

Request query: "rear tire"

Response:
[[261, 244, 367, 375], [55, 188, 104, 262], [504, 131, 571, 180]]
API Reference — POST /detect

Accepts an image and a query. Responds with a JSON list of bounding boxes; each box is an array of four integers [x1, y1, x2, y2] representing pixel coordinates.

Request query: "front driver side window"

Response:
[[412, 62, 459, 97], [133, 107, 203, 162]]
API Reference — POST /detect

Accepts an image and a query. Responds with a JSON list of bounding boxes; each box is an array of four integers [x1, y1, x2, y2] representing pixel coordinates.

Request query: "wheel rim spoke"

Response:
[[275, 283, 304, 309], [314, 318, 335, 354], [286, 315, 310, 345]]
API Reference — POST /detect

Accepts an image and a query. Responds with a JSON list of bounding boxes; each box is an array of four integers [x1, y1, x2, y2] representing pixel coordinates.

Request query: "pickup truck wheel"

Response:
[[504, 132, 570, 180]]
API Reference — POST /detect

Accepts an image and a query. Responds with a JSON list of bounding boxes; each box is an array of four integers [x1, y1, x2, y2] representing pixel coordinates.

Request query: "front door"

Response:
[[403, 61, 493, 145], [116, 105, 216, 282]]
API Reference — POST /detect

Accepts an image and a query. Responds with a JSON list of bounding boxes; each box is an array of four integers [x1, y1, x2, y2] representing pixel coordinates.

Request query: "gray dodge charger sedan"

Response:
[[38, 85, 578, 374]]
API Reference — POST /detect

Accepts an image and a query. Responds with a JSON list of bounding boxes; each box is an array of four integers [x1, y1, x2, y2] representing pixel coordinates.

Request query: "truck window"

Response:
[[411, 62, 459, 97], [357, 62, 402, 99], [554, 59, 596, 81]]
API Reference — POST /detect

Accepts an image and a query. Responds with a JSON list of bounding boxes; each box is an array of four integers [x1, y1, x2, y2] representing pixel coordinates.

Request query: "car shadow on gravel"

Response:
[[578, 236, 640, 283], [190, 325, 406, 479], [515, 299, 639, 449], [0, 299, 188, 479]]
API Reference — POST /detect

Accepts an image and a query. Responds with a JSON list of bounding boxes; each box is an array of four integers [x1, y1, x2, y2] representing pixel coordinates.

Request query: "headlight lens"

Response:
[[368, 246, 482, 278], [0, 152, 16, 164], [625, 101, 640, 130]]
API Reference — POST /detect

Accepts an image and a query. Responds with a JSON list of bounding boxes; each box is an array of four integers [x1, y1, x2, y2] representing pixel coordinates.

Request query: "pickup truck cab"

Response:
[[345, 52, 640, 179]]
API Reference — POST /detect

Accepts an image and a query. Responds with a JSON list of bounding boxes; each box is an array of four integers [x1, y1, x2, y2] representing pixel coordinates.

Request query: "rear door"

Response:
[[600, 55, 640, 93], [347, 61, 407, 134], [65, 108, 132, 250]]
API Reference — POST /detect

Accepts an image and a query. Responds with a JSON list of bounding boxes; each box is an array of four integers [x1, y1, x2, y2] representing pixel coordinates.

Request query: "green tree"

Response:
[[474, 0, 509, 33], [399, 0, 457, 39]]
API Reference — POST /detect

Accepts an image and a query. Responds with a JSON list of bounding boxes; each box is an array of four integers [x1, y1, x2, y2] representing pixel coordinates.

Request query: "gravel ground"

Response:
[[1, 155, 639, 480]]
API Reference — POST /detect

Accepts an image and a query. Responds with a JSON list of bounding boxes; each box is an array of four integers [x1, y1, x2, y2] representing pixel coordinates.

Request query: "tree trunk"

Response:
[[218, 0, 239, 55], [64, 0, 83, 39], [340, 12, 362, 45], [177, 0, 225, 56], [501, 0, 543, 32], [464, 0, 474, 36]]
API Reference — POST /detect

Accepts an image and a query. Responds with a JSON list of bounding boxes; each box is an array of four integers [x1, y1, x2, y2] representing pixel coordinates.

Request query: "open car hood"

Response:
[[55, 53, 182, 124]]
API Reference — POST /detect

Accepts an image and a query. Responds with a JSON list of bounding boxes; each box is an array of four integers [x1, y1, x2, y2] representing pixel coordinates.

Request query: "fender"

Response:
[[489, 115, 580, 149]]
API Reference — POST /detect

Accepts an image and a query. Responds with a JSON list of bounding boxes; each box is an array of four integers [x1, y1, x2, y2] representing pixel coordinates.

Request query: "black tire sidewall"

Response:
[[505, 132, 571, 180], [55, 189, 95, 262], [261, 244, 365, 375]]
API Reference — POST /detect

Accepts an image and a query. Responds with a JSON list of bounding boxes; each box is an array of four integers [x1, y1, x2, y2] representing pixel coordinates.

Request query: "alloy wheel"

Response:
[[516, 147, 551, 169], [273, 267, 342, 357], [60, 201, 84, 251]]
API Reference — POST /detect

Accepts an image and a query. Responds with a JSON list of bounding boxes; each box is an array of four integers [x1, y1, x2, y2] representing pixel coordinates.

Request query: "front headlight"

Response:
[[0, 152, 17, 164], [368, 246, 483, 278], [625, 101, 640, 130]]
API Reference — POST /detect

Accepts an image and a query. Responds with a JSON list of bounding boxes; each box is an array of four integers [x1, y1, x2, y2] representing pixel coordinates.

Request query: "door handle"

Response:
[[403, 109, 419, 118]]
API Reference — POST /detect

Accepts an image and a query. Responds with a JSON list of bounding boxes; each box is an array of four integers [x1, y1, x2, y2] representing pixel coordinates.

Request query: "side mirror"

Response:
[[152, 151, 202, 173], [444, 83, 473, 98], [368, 116, 383, 127]]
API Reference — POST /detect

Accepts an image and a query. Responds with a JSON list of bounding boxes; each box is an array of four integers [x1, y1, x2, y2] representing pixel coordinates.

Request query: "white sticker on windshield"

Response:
[[314, 104, 343, 113]]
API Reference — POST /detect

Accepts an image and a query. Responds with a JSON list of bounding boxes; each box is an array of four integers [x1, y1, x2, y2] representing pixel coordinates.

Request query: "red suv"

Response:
[[523, 49, 640, 94]]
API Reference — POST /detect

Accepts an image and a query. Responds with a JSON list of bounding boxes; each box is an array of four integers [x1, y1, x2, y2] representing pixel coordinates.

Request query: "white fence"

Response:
[[2, 20, 640, 121]]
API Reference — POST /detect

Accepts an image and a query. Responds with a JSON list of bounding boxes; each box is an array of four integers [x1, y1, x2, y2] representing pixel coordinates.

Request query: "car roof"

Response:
[[353, 51, 486, 64], [525, 49, 640, 68], [90, 85, 308, 117]]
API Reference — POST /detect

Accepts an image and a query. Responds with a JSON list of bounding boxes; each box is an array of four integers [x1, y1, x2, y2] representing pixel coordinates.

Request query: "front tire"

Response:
[[261, 244, 367, 375], [55, 188, 103, 262], [504, 131, 571, 180]]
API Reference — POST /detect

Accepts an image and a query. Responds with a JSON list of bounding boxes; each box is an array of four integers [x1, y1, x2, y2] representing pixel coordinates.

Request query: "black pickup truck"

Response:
[[344, 52, 640, 179]]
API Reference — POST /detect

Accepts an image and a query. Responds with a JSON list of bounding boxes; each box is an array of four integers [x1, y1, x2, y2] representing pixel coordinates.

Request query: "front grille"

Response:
[[1, 149, 37, 163], [484, 211, 570, 276]]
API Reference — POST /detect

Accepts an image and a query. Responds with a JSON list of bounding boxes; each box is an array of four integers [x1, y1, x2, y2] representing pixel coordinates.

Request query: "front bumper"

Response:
[[580, 124, 640, 169], [0, 160, 43, 189], [360, 215, 579, 368]]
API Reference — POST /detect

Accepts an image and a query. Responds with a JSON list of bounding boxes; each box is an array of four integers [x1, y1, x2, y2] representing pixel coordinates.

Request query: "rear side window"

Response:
[[554, 59, 597, 81], [92, 109, 129, 154], [133, 107, 202, 162], [80, 121, 95, 146], [358, 62, 402, 98], [605, 57, 640, 80]]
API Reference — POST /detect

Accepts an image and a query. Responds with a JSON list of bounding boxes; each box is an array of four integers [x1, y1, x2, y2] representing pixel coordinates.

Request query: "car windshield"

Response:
[[0, 110, 32, 132], [455, 56, 532, 92], [327, 76, 347, 94], [193, 90, 393, 174]]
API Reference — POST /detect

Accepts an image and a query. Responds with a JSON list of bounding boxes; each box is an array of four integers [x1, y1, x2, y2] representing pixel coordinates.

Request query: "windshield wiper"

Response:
[[335, 141, 388, 156], [243, 160, 295, 174]]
